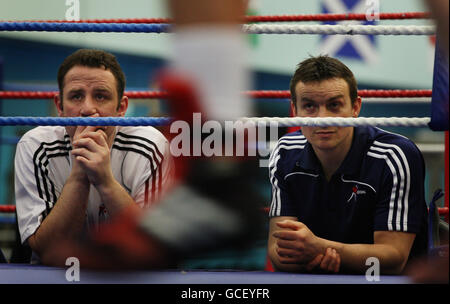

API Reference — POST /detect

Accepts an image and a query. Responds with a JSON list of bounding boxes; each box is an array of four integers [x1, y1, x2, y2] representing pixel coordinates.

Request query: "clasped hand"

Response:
[[71, 125, 114, 187], [273, 220, 340, 273]]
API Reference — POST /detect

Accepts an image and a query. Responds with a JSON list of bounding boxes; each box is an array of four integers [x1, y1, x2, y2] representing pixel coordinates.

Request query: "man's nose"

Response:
[[317, 105, 328, 117], [80, 97, 97, 116]]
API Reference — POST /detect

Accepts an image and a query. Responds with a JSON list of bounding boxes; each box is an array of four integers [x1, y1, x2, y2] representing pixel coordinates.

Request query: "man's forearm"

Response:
[[268, 237, 409, 274], [320, 239, 408, 274], [96, 178, 137, 218], [28, 175, 90, 256]]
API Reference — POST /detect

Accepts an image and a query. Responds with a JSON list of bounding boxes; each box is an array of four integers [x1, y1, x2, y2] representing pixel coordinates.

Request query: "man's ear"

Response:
[[54, 94, 63, 116], [290, 100, 297, 116], [117, 95, 129, 117], [353, 97, 362, 117]]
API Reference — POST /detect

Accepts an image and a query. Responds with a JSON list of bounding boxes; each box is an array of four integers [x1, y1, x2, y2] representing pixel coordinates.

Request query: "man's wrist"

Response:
[[68, 170, 90, 185], [316, 237, 333, 254], [95, 176, 119, 198]]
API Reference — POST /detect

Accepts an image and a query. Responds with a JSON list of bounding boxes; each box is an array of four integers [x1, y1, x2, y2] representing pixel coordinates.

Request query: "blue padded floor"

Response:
[[0, 263, 411, 284]]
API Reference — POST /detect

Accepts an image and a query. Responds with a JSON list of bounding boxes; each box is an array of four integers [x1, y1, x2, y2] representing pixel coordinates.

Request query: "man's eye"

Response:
[[71, 94, 82, 100], [96, 94, 105, 100], [328, 102, 340, 110]]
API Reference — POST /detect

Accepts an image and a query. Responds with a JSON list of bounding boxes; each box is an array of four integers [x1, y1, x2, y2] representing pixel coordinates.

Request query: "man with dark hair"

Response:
[[15, 49, 174, 264], [268, 55, 428, 274], [57, 49, 126, 104], [39, 0, 264, 270], [289, 56, 358, 108]]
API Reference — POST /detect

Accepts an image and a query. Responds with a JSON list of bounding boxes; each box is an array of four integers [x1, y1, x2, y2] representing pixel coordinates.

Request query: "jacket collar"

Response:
[[295, 127, 370, 177]]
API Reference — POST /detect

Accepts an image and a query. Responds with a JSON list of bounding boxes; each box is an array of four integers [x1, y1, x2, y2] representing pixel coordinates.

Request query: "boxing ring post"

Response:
[[445, 131, 449, 223], [0, 58, 4, 206]]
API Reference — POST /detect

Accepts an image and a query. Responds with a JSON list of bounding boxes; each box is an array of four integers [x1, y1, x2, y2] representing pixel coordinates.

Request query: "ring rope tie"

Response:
[[0, 23, 435, 35], [0, 90, 433, 99], [5, 12, 431, 24], [0, 117, 431, 127]]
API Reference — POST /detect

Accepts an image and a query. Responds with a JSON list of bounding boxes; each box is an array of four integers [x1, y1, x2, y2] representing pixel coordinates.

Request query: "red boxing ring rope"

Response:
[[0, 88, 446, 218], [0, 89, 433, 100], [5, 12, 431, 24], [0, 205, 16, 213]]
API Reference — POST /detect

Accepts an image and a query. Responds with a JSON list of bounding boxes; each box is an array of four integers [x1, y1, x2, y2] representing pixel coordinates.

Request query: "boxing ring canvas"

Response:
[[0, 263, 411, 284]]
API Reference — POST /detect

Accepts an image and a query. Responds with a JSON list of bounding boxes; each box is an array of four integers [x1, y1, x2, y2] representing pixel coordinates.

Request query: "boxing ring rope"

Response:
[[356, 98, 431, 104], [1, 116, 446, 213], [0, 116, 433, 127], [0, 11, 446, 285], [0, 22, 435, 35], [0, 205, 15, 213], [244, 24, 435, 35], [4, 12, 431, 24], [0, 89, 434, 99], [0, 12, 447, 225]]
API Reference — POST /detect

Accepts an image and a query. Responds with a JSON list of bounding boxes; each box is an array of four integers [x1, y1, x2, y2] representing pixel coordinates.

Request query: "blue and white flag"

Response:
[[319, 0, 378, 64]]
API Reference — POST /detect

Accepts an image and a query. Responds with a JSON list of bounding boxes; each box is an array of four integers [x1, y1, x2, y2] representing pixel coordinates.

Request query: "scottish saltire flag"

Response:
[[319, 0, 378, 64], [429, 38, 449, 131]]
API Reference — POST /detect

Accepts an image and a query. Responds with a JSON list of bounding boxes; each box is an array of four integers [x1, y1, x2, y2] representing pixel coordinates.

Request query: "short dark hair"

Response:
[[290, 55, 358, 107], [57, 49, 126, 105]]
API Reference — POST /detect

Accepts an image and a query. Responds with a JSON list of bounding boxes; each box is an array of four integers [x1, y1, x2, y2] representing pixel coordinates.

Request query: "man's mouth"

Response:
[[315, 130, 335, 134], [314, 130, 335, 138]]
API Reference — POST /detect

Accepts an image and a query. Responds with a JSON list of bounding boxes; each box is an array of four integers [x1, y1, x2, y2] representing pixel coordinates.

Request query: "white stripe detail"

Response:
[[347, 192, 356, 203], [374, 127, 409, 140], [277, 138, 307, 145], [279, 135, 306, 141], [277, 144, 306, 151], [284, 171, 319, 180], [369, 146, 404, 231], [268, 138, 306, 217], [276, 137, 306, 146], [340, 175, 377, 194], [373, 141, 411, 231], [113, 139, 162, 204], [34, 141, 71, 205], [268, 136, 305, 167], [367, 151, 398, 231], [370, 146, 405, 230], [269, 149, 281, 217], [113, 141, 163, 163], [269, 136, 304, 164]]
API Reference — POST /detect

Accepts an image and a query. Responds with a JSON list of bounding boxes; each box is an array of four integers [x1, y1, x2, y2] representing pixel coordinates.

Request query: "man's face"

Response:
[[294, 77, 361, 152], [54, 65, 128, 141]]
